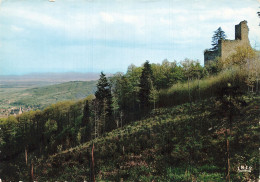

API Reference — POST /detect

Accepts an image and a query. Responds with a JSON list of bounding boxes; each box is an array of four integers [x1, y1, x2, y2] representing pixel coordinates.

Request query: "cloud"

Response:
[[10, 25, 24, 32], [1, 8, 65, 29], [1, 2, 258, 45], [100, 12, 115, 23]]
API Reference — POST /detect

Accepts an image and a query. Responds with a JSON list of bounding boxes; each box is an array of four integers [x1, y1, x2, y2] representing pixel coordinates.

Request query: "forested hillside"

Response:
[[29, 96, 260, 181], [0, 80, 97, 117], [1, 96, 259, 181], [11, 81, 97, 107], [0, 46, 259, 181]]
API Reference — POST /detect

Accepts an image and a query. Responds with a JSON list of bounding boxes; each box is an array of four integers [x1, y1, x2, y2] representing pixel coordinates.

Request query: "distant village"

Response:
[[0, 106, 33, 118]]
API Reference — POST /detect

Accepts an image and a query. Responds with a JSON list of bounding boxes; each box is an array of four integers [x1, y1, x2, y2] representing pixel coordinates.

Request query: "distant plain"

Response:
[[0, 73, 99, 109]]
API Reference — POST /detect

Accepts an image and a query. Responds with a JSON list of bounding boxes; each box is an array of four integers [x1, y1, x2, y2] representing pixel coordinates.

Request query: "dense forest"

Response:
[[0, 46, 260, 181]]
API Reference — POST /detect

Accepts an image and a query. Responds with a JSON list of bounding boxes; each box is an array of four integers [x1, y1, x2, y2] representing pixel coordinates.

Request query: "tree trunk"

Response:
[[25, 147, 27, 166], [226, 92, 232, 182], [153, 96, 156, 110], [120, 111, 123, 128], [92, 143, 95, 182], [256, 77, 259, 93], [226, 138, 230, 182], [188, 77, 191, 104], [31, 163, 34, 181], [198, 76, 201, 101]]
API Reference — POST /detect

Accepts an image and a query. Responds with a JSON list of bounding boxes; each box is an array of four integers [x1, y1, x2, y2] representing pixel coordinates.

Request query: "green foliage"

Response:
[[0, 97, 93, 167], [220, 47, 260, 92], [95, 72, 111, 103], [205, 59, 221, 75], [110, 59, 206, 123], [151, 59, 185, 89], [213, 79, 252, 181], [197, 172, 223, 181], [95, 72, 115, 133], [149, 84, 159, 110], [158, 68, 247, 107], [139, 61, 154, 111], [16, 95, 257, 181], [45, 119, 58, 133], [110, 65, 142, 122], [81, 100, 91, 142]]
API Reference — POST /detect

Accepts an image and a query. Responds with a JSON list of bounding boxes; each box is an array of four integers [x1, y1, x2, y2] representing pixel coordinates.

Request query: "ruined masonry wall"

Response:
[[204, 50, 219, 65], [220, 39, 249, 61], [204, 20, 251, 65]]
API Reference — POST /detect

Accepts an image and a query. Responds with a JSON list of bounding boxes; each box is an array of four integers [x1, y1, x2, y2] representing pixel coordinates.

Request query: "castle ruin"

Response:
[[204, 20, 251, 65]]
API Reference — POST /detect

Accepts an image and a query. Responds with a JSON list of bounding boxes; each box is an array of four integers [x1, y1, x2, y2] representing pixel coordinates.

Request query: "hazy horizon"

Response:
[[0, 71, 105, 76], [0, 72, 105, 82]]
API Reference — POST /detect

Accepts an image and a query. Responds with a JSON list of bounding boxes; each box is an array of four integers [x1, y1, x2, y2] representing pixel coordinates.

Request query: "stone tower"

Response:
[[204, 20, 251, 65], [235, 20, 249, 42]]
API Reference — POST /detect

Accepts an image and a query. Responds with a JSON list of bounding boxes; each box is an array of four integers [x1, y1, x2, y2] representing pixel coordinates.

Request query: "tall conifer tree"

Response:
[[211, 27, 226, 51], [82, 100, 91, 142], [139, 61, 154, 112], [95, 72, 115, 133]]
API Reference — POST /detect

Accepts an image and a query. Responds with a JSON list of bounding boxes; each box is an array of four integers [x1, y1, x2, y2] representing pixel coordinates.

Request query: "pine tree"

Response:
[[95, 72, 111, 102], [211, 27, 226, 51], [139, 61, 154, 112], [95, 72, 115, 133], [82, 100, 91, 142]]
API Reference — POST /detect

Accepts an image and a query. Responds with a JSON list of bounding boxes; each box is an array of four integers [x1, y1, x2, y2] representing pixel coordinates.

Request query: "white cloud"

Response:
[[2, 2, 258, 46], [10, 25, 24, 32], [100, 12, 115, 23], [99, 12, 143, 27], [160, 18, 170, 25], [1, 7, 65, 29]]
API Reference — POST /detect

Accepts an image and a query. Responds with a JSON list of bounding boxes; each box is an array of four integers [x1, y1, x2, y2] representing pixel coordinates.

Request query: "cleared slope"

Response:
[[31, 96, 259, 181]]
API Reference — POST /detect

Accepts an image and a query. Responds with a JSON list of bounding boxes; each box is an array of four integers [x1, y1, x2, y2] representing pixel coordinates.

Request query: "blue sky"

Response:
[[0, 0, 259, 75]]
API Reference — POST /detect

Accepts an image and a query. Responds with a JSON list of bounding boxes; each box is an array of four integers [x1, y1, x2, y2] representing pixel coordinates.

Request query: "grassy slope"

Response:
[[32, 96, 259, 181], [0, 81, 97, 109], [158, 69, 247, 107]]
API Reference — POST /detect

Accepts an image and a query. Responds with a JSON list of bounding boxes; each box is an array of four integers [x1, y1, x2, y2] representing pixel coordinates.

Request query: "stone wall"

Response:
[[204, 50, 219, 65], [235, 20, 249, 42], [219, 39, 248, 61], [204, 20, 251, 65]]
